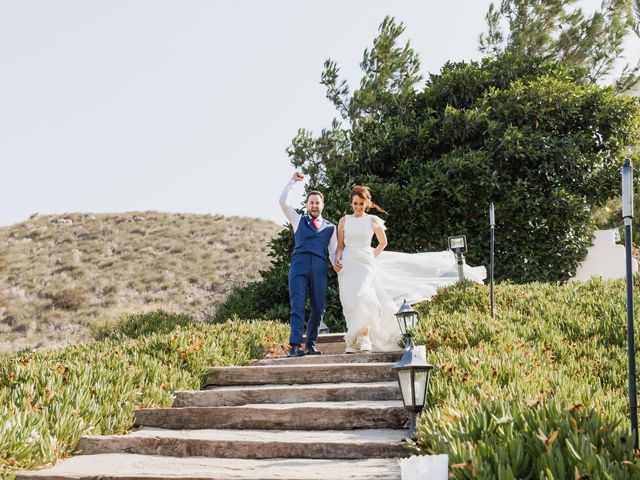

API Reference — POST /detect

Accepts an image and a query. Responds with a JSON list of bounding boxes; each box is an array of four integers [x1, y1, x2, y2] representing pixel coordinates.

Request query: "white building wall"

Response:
[[570, 229, 638, 282]]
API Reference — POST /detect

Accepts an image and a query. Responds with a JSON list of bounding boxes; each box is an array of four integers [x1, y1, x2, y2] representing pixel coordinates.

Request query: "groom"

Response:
[[279, 172, 337, 357]]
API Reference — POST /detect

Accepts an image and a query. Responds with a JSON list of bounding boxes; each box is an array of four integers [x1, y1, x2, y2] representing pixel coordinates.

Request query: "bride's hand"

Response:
[[334, 259, 343, 273]]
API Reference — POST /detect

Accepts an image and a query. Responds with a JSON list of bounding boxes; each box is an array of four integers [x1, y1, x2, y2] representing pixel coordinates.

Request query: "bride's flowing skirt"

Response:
[[339, 248, 487, 352], [376, 250, 487, 304]]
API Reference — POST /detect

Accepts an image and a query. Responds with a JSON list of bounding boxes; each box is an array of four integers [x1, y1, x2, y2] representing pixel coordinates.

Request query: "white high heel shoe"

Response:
[[345, 344, 358, 354], [344, 338, 359, 354], [359, 335, 372, 352]]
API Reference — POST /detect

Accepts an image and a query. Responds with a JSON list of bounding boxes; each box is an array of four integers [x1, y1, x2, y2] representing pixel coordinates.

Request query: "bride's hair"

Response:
[[349, 186, 388, 214]]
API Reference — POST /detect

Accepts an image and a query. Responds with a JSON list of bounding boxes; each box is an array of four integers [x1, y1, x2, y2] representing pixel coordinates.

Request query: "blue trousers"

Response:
[[288, 253, 328, 347]]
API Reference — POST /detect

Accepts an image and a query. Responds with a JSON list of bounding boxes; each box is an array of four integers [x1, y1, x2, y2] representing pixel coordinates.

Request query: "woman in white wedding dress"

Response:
[[334, 186, 486, 353]]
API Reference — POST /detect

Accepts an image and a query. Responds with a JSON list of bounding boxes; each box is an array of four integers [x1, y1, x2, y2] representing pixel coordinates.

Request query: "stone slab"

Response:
[[135, 400, 408, 430], [204, 362, 396, 387], [252, 351, 402, 366], [311, 341, 345, 354], [14, 454, 401, 479], [178, 381, 400, 407], [302, 333, 345, 344], [78, 428, 410, 459]]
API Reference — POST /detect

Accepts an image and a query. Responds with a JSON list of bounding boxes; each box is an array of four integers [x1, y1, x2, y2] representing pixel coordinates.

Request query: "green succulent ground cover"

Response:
[[0, 311, 288, 474], [413, 278, 640, 479], [4, 280, 640, 478]]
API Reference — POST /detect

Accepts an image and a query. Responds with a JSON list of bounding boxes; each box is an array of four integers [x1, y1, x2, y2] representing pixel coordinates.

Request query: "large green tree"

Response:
[[218, 17, 640, 329], [479, 0, 640, 92]]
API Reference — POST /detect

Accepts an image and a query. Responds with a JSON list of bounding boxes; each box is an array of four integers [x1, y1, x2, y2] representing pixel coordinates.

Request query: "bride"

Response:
[[334, 186, 486, 353]]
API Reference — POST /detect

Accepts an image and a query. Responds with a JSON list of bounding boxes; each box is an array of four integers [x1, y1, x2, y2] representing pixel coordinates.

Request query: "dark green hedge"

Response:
[[218, 53, 639, 326]]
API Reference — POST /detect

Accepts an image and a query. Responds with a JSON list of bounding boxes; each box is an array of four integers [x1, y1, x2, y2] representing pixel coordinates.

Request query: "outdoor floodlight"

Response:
[[448, 235, 467, 254]]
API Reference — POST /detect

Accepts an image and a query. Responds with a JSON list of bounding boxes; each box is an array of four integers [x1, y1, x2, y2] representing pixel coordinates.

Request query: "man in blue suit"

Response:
[[279, 171, 337, 357]]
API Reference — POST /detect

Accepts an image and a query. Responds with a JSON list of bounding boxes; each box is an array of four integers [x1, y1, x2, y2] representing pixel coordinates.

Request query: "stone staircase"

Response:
[[16, 333, 409, 479]]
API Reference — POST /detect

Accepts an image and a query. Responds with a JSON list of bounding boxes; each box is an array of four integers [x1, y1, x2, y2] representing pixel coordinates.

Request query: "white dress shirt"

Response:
[[279, 180, 337, 266]]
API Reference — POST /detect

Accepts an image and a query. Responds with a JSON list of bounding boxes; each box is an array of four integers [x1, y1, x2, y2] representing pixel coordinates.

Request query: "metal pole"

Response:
[[490, 203, 495, 318], [456, 253, 465, 285], [399, 334, 415, 365], [406, 413, 418, 441], [622, 158, 638, 450]]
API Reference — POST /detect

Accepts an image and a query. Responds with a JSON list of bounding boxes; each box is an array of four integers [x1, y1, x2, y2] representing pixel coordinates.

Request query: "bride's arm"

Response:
[[372, 216, 388, 258], [334, 217, 345, 272]]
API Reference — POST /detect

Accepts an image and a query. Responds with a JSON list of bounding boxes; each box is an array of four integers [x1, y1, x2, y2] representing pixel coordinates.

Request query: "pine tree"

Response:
[[479, 0, 640, 92]]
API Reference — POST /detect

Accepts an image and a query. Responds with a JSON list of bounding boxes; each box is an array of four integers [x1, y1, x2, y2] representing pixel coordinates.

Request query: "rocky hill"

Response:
[[0, 211, 282, 353]]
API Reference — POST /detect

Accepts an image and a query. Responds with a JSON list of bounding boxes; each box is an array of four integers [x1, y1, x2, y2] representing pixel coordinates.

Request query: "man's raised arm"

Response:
[[279, 172, 304, 231]]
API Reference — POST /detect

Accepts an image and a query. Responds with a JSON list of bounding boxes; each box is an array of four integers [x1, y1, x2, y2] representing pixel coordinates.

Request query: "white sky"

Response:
[[1, 1, 637, 227]]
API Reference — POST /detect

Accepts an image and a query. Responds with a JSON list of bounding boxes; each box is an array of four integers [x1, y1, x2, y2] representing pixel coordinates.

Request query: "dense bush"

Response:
[[219, 48, 639, 325], [412, 279, 640, 478], [314, 53, 639, 283], [216, 228, 346, 331], [0, 312, 288, 472]]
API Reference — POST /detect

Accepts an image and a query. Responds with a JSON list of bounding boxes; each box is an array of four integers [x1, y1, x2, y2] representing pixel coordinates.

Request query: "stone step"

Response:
[[204, 362, 396, 387], [14, 454, 401, 479], [178, 382, 400, 407], [78, 428, 410, 459], [135, 400, 408, 430], [303, 333, 345, 344], [314, 341, 345, 354], [253, 351, 402, 365]]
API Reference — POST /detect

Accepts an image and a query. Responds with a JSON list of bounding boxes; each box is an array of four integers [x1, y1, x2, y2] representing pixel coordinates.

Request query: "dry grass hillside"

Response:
[[0, 211, 282, 353]]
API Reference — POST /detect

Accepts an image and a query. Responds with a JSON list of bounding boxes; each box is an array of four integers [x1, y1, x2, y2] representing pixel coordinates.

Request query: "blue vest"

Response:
[[293, 216, 334, 262]]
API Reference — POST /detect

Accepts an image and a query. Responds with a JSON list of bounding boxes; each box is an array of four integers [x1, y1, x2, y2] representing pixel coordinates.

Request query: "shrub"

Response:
[[410, 278, 640, 478], [318, 55, 639, 283], [0, 316, 288, 472], [219, 51, 640, 324], [92, 309, 195, 340], [46, 288, 86, 311]]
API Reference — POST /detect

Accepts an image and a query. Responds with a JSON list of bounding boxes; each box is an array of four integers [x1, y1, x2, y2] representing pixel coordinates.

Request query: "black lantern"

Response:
[[395, 299, 418, 335], [393, 345, 433, 440], [395, 300, 418, 360]]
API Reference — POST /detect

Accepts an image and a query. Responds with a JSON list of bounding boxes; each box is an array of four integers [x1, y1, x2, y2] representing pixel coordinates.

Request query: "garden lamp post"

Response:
[[448, 235, 467, 285], [393, 345, 433, 441], [489, 203, 495, 318], [395, 300, 418, 363], [622, 158, 639, 450]]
